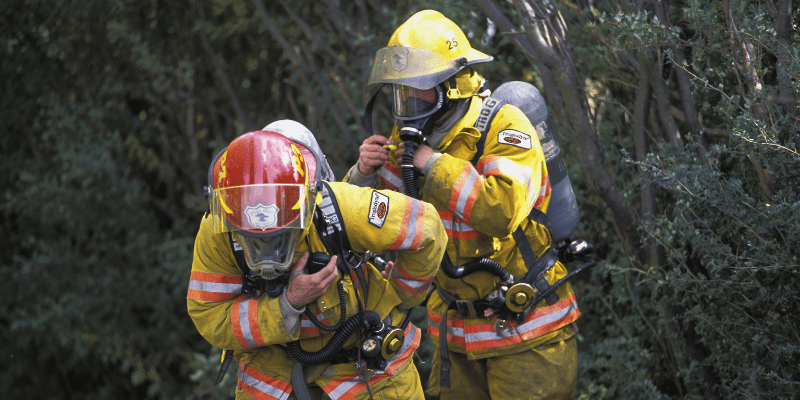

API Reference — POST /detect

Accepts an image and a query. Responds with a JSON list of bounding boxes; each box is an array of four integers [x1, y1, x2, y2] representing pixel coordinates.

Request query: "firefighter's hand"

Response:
[[358, 135, 394, 175], [381, 261, 395, 280], [395, 142, 434, 170], [285, 252, 339, 309]]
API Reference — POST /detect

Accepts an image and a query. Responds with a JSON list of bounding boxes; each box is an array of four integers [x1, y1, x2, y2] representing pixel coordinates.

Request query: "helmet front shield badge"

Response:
[[366, 46, 464, 96]]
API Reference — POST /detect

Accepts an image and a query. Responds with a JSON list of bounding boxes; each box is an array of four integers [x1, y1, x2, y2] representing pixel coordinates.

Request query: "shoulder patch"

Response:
[[368, 191, 390, 228], [497, 129, 532, 150]]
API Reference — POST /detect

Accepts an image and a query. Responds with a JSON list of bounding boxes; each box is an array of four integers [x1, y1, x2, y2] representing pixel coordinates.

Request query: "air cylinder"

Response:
[[492, 81, 579, 244]]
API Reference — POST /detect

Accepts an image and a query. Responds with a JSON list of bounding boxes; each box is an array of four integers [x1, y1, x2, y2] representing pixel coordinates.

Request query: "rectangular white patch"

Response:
[[497, 129, 532, 150], [368, 191, 390, 228]]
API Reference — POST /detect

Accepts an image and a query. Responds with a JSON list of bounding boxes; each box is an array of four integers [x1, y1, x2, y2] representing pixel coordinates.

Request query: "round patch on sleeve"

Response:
[[498, 129, 532, 150]]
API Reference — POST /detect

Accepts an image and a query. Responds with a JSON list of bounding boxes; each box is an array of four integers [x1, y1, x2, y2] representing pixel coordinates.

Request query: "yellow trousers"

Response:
[[426, 336, 577, 399]]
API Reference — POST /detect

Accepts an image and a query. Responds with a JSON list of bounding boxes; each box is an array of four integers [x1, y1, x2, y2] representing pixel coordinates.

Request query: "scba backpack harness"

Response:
[[207, 179, 405, 399], [431, 81, 597, 388]]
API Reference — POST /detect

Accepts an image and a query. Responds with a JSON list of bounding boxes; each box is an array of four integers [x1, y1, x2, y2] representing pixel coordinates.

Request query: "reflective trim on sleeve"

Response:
[[186, 271, 242, 302], [477, 156, 539, 210], [438, 210, 483, 240], [387, 197, 425, 251], [448, 163, 483, 223], [323, 324, 420, 400], [232, 297, 267, 348], [533, 173, 551, 208], [238, 361, 292, 400], [299, 313, 321, 335], [391, 263, 435, 295], [377, 162, 402, 191]]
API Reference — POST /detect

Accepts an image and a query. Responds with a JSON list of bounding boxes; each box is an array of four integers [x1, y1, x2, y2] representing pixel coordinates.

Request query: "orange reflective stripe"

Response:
[[232, 297, 266, 348], [428, 293, 580, 351], [438, 210, 483, 240], [533, 173, 551, 208], [238, 361, 292, 400], [477, 155, 540, 210], [323, 325, 420, 400], [391, 263, 435, 295], [377, 162, 402, 191], [387, 197, 425, 251], [448, 163, 482, 223], [186, 271, 242, 301], [426, 310, 466, 346]]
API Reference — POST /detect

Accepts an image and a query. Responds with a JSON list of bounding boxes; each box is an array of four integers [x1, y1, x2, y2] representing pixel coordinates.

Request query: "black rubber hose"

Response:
[[286, 310, 382, 366], [441, 255, 511, 282], [529, 256, 596, 310], [400, 140, 420, 199], [400, 139, 512, 283], [303, 281, 347, 332]]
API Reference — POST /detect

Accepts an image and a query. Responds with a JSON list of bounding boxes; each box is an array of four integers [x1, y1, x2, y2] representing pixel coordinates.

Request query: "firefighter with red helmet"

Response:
[[188, 120, 446, 400], [345, 10, 581, 399]]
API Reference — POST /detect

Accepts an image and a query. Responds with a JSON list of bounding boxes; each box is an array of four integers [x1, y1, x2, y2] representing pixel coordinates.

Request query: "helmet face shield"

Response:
[[392, 84, 444, 120], [233, 230, 303, 279], [366, 46, 463, 96], [208, 183, 314, 235]]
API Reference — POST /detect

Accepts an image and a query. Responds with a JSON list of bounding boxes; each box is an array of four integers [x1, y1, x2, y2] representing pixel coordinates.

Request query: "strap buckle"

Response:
[[455, 300, 478, 318]]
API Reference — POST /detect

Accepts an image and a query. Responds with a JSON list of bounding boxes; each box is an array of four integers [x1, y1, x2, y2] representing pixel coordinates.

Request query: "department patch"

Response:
[[368, 191, 390, 228], [497, 129, 532, 150], [244, 204, 279, 230]]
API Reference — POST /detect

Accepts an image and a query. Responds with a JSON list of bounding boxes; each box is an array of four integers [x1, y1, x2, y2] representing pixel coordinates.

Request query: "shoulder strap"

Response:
[[228, 233, 248, 272], [472, 95, 559, 304], [470, 97, 506, 165], [313, 181, 352, 258]]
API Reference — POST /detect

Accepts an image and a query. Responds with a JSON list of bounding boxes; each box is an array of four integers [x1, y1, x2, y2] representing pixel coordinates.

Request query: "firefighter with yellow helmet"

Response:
[[345, 10, 581, 399], [187, 121, 446, 399]]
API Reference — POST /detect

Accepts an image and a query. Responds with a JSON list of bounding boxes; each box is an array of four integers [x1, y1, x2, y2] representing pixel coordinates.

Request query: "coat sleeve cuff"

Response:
[[279, 291, 306, 337], [344, 164, 378, 188], [423, 152, 443, 176]]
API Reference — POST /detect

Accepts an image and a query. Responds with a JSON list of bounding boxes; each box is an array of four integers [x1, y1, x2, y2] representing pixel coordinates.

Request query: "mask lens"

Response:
[[393, 85, 441, 119], [234, 230, 302, 279]]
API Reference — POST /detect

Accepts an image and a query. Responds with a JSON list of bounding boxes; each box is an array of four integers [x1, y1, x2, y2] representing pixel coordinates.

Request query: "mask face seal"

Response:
[[233, 229, 303, 279]]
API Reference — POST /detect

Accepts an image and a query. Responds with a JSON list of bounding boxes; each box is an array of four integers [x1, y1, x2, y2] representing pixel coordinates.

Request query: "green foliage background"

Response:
[[1, 0, 797, 399]]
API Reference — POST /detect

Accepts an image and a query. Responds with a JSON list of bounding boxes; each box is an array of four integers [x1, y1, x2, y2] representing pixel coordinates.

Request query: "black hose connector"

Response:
[[286, 310, 382, 366]]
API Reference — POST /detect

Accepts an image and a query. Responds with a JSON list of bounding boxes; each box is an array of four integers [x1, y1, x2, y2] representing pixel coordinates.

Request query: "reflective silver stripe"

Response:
[[238, 298, 258, 348], [377, 166, 402, 191], [481, 157, 535, 207], [392, 198, 422, 250], [454, 168, 480, 219], [327, 379, 359, 400], [239, 371, 291, 400], [393, 275, 429, 291], [440, 219, 476, 233], [188, 280, 241, 293], [327, 325, 419, 399], [465, 300, 577, 344]]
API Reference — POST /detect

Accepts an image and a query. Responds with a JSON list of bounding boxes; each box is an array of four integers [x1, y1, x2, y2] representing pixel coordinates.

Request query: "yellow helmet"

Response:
[[366, 10, 493, 101]]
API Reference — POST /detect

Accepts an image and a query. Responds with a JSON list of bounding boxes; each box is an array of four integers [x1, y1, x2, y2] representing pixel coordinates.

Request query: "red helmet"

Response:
[[208, 130, 318, 278]]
